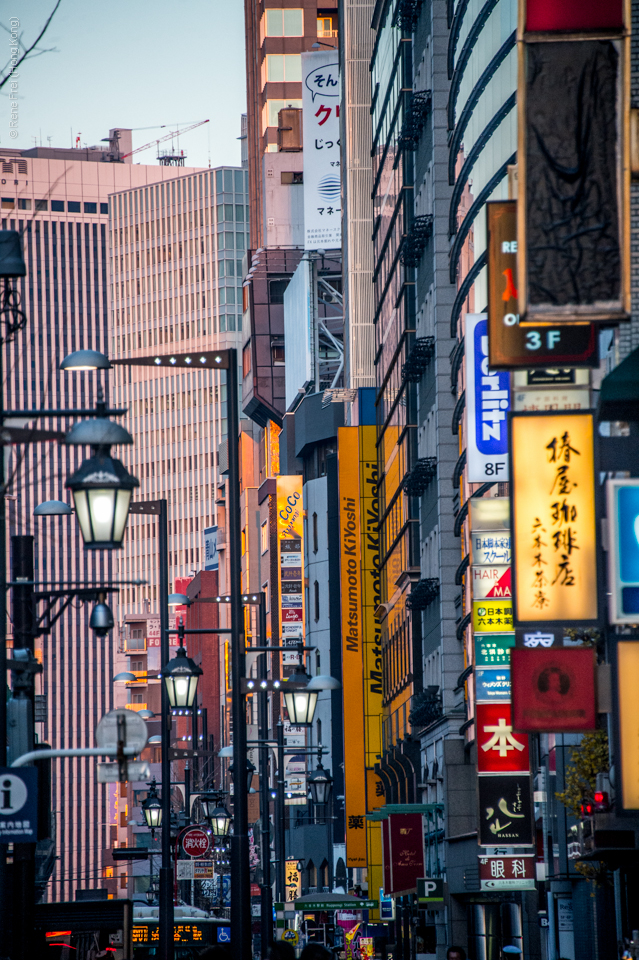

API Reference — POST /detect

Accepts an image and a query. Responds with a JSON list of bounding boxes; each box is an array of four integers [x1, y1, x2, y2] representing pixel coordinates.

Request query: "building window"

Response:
[[100, 202, 109, 214], [261, 521, 268, 555], [264, 8, 304, 36], [243, 342, 252, 378], [317, 16, 337, 37], [84, 202, 97, 214], [51, 200, 64, 212], [262, 99, 303, 131], [312, 512, 318, 553], [35, 199, 48, 211], [314, 580, 320, 622], [67, 201, 81, 213], [271, 344, 285, 365], [268, 277, 291, 303], [263, 54, 302, 84], [18, 198, 31, 210], [281, 171, 303, 185]]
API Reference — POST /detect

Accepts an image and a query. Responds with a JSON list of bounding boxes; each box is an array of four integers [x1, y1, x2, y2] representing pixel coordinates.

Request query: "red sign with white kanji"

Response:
[[181, 827, 210, 858], [476, 702, 530, 774], [479, 854, 536, 890]]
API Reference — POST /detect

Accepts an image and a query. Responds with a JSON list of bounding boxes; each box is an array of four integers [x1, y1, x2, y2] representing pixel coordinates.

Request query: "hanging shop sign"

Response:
[[517, 15, 629, 325], [416, 878, 444, 904], [473, 600, 513, 634], [382, 813, 426, 896], [471, 566, 511, 600], [616, 641, 639, 810], [511, 411, 598, 625], [476, 702, 530, 774], [285, 860, 302, 903], [606, 479, 639, 624], [478, 775, 534, 847], [470, 497, 510, 532], [475, 634, 515, 667], [471, 532, 512, 566], [487, 200, 598, 369], [476, 667, 511, 703], [276, 476, 305, 656], [338, 427, 367, 869], [511, 647, 596, 733], [465, 314, 510, 483], [479, 854, 536, 891]]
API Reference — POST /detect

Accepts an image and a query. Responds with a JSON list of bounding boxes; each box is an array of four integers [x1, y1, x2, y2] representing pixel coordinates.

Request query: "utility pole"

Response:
[[258, 594, 272, 957], [276, 719, 285, 901]]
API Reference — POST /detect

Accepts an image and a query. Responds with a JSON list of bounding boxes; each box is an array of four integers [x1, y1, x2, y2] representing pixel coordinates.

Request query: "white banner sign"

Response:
[[302, 51, 341, 250], [465, 313, 510, 482]]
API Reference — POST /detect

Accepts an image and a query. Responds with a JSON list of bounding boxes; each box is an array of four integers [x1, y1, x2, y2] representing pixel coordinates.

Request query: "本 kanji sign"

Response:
[[479, 854, 536, 890], [476, 703, 530, 773], [302, 51, 341, 250], [511, 412, 598, 623], [478, 775, 534, 846]]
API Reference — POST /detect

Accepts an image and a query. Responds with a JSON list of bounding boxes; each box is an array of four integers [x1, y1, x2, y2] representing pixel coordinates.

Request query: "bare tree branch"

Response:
[[0, 0, 63, 91]]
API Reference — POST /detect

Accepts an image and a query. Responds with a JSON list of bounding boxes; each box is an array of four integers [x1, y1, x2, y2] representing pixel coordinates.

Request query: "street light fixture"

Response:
[[60, 349, 112, 370], [168, 593, 190, 607], [142, 779, 163, 831], [65, 417, 139, 549], [283, 657, 318, 726], [202, 795, 232, 838], [162, 643, 202, 710], [308, 761, 333, 806]]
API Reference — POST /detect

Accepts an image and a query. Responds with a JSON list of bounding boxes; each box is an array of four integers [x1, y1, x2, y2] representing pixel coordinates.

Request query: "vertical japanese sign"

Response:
[[302, 51, 341, 250], [285, 859, 301, 903], [338, 427, 367, 868], [465, 314, 510, 482], [511, 412, 598, 623], [276, 477, 305, 661]]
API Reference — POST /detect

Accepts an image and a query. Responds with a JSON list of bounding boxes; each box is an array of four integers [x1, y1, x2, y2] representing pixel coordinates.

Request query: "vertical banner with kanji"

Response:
[[302, 51, 341, 250], [338, 427, 367, 868]]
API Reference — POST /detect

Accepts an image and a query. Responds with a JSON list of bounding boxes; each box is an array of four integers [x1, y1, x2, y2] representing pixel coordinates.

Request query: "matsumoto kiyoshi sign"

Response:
[[465, 313, 510, 482]]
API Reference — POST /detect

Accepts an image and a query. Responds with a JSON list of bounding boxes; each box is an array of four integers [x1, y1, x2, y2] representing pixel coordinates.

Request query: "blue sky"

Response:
[[3, 0, 247, 169]]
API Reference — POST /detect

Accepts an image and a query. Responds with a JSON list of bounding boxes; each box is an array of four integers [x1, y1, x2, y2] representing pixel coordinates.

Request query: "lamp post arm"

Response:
[[11, 745, 139, 767]]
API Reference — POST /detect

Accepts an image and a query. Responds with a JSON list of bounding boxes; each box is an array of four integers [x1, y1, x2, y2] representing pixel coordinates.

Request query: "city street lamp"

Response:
[[162, 643, 202, 710], [143, 779, 163, 832], [283, 661, 318, 726], [201, 793, 233, 838], [308, 762, 333, 806]]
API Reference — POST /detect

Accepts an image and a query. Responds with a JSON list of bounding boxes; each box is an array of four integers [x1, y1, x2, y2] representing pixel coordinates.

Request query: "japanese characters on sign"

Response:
[[479, 854, 536, 891], [476, 703, 530, 773], [478, 775, 534, 846], [473, 600, 513, 633], [511, 647, 596, 733], [511, 412, 598, 624], [301, 51, 341, 250], [475, 667, 511, 703], [465, 314, 510, 482], [0, 768, 37, 845], [475, 634, 515, 667], [276, 476, 305, 661], [285, 859, 302, 903], [471, 531, 512, 565]]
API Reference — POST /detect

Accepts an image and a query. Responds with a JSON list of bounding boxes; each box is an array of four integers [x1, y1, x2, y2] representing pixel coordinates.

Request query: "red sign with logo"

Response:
[[181, 827, 210, 858], [383, 814, 425, 896], [511, 647, 596, 733], [476, 702, 530, 774]]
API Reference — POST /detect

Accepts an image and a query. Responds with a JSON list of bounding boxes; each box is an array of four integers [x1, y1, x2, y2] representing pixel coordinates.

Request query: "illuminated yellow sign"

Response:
[[276, 476, 305, 661], [472, 600, 513, 633], [512, 412, 597, 623], [360, 426, 384, 772], [132, 925, 204, 944], [617, 642, 639, 809], [338, 427, 367, 868], [285, 858, 302, 902]]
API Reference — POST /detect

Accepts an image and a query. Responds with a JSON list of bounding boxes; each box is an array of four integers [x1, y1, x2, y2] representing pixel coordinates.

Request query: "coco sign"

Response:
[[182, 827, 210, 858]]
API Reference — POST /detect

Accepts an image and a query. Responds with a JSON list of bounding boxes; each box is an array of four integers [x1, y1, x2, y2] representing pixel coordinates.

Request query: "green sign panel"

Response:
[[294, 900, 377, 911], [474, 633, 515, 667], [417, 878, 444, 903]]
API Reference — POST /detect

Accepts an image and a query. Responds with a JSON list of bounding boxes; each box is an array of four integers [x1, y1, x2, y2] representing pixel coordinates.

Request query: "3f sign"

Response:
[[525, 330, 561, 351]]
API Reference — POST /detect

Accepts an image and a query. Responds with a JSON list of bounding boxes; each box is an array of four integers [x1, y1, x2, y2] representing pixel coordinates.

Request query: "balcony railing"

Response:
[[317, 27, 338, 38]]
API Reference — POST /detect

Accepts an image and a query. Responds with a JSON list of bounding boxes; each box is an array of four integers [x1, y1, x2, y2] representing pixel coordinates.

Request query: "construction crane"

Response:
[[121, 119, 210, 166]]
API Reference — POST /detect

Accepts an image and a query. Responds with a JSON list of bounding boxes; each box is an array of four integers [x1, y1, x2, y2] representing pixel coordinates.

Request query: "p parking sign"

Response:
[[0, 767, 38, 844], [417, 878, 444, 904]]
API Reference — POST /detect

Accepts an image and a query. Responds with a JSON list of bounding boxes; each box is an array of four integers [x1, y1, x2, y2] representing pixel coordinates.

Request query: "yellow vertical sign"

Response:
[[511, 412, 598, 622], [359, 426, 384, 780], [617, 642, 639, 809], [338, 427, 367, 867], [276, 476, 305, 662]]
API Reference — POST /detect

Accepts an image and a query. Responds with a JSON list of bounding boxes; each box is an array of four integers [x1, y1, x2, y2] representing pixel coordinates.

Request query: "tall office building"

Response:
[[0, 135, 200, 900]]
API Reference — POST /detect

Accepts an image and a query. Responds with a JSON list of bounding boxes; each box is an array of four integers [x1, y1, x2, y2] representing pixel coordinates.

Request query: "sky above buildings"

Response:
[[3, 0, 246, 168]]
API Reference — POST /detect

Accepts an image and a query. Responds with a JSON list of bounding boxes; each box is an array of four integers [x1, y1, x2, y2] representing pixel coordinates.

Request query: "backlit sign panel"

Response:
[[511, 412, 598, 624], [478, 775, 534, 846], [606, 479, 639, 624], [476, 702, 530, 773], [465, 314, 510, 482], [617, 641, 639, 809], [511, 647, 596, 732]]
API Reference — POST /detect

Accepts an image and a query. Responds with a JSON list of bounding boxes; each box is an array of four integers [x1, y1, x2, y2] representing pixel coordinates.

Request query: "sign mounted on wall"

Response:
[[465, 314, 510, 483], [511, 647, 596, 732], [478, 775, 534, 847], [606, 479, 639, 624], [511, 411, 598, 625], [476, 702, 530, 773], [302, 51, 341, 250], [487, 200, 598, 369]]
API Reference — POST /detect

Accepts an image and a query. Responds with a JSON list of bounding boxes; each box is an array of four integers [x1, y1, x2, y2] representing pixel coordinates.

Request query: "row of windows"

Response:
[[262, 54, 303, 85], [260, 9, 337, 39], [1, 197, 108, 214], [111, 168, 247, 225], [216, 203, 248, 222]]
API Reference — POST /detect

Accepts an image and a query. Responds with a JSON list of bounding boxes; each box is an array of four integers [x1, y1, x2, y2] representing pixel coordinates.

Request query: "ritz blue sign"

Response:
[[607, 479, 639, 623], [466, 314, 510, 482]]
